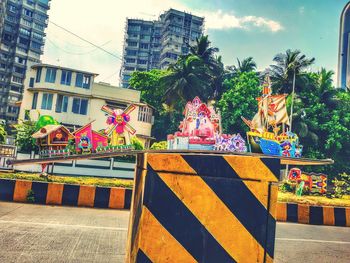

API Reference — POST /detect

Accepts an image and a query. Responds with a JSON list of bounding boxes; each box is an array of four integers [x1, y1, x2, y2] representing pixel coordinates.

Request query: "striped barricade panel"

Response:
[[126, 153, 280, 263]]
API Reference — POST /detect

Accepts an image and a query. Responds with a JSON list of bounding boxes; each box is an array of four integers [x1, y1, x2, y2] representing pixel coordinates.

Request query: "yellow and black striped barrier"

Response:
[[126, 153, 280, 263], [276, 203, 350, 227]]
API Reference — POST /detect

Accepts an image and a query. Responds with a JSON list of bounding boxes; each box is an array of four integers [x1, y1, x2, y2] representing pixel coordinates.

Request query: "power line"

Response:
[[46, 37, 112, 55], [49, 20, 122, 61]]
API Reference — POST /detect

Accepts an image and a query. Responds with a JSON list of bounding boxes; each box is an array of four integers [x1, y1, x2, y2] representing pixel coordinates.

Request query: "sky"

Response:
[[42, 0, 349, 86]]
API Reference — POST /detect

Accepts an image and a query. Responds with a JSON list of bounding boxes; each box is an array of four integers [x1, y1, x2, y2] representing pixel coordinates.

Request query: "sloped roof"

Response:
[[32, 125, 73, 139]]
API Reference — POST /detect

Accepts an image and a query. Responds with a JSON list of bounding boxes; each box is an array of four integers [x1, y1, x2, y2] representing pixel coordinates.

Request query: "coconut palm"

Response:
[[225, 57, 257, 79], [189, 35, 219, 71], [161, 55, 213, 107], [270, 49, 315, 93]]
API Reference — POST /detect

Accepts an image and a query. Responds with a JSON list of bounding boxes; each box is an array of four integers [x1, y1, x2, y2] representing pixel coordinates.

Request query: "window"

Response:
[[22, 8, 33, 17], [41, 93, 53, 110], [29, 77, 34, 87], [8, 4, 17, 13], [72, 98, 88, 115], [19, 28, 30, 36], [15, 56, 26, 64], [138, 106, 152, 123], [75, 73, 90, 89], [36, 68, 42, 82], [140, 43, 149, 49], [138, 59, 147, 65], [12, 76, 23, 84], [60, 70, 72, 85], [32, 32, 43, 41], [32, 92, 38, 109], [126, 50, 137, 56], [126, 58, 136, 63], [125, 67, 134, 71], [45, 68, 56, 83], [55, 95, 68, 113], [128, 41, 137, 47], [31, 41, 42, 50], [34, 23, 44, 31]]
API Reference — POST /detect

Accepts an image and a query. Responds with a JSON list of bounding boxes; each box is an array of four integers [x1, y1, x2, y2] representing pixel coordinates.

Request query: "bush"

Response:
[[150, 141, 167, 150], [131, 137, 144, 150], [26, 189, 35, 203], [332, 173, 350, 198], [279, 181, 294, 193]]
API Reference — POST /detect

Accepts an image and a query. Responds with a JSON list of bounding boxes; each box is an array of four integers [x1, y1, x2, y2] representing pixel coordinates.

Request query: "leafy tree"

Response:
[[0, 124, 7, 144], [218, 71, 261, 135], [270, 49, 315, 94], [226, 57, 257, 79], [129, 69, 184, 141], [161, 55, 213, 106], [291, 69, 350, 178], [14, 119, 38, 153]]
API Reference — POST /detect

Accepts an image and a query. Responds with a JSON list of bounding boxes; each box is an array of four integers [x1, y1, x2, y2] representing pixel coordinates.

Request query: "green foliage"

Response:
[[332, 173, 350, 198], [14, 119, 38, 153], [218, 71, 261, 135], [26, 189, 35, 203], [150, 141, 167, 150], [279, 181, 294, 193], [35, 115, 59, 131], [131, 137, 144, 150], [0, 124, 7, 143]]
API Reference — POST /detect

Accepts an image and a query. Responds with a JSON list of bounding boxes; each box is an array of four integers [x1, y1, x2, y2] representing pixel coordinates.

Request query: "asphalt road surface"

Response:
[[0, 202, 349, 263]]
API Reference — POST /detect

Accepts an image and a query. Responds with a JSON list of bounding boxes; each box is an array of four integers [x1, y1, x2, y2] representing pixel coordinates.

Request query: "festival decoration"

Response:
[[288, 168, 327, 194], [167, 97, 247, 152], [35, 115, 59, 131], [101, 104, 136, 146], [242, 75, 303, 157], [73, 122, 108, 154]]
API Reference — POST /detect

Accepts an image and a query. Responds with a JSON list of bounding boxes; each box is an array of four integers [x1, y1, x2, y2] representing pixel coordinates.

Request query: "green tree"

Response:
[[0, 124, 7, 144], [270, 49, 315, 94], [129, 69, 184, 141], [218, 71, 261, 135], [226, 57, 257, 79], [161, 55, 213, 106], [291, 69, 350, 178], [14, 119, 38, 153]]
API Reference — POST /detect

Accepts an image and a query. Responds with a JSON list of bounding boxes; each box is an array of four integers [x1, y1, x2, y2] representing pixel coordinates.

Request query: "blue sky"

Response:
[[43, 0, 349, 85]]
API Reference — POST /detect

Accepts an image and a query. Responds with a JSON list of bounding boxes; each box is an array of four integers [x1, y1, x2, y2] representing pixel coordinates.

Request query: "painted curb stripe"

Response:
[[286, 203, 298, 223], [0, 179, 15, 201], [94, 187, 110, 208], [309, 206, 323, 225], [31, 181, 48, 204], [124, 189, 132, 209], [323, 207, 335, 226], [62, 184, 79, 206], [159, 172, 268, 263], [46, 183, 63, 205], [108, 188, 125, 209], [143, 168, 236, 262], [334, 208, 346, 227], [13, 180, 32, 202], [77, 185, 96, 207], [297, 205, 309, 224]]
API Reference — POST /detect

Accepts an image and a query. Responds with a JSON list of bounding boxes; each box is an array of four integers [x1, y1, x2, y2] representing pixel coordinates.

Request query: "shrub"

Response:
[[332, 173, 350, 198], [26, 189, 35, 203], [279, 181, 294, 193], [150, 141, 167, 150]]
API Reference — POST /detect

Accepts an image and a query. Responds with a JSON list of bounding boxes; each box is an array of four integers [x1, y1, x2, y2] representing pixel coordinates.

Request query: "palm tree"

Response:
[[161, 55, 213, 107], [226, 57, 257, 79], [0, 124, 6, 143], [189, 35, 219, 71], [270, 49, 315, 93]]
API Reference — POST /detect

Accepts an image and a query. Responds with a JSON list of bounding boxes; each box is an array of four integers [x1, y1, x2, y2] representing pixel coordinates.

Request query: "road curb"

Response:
[[276, 202, 350, 227], [0, 178, 132, 209]]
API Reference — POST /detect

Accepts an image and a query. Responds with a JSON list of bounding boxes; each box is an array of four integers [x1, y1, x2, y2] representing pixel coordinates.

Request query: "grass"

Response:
[[278, 191, 350, 207], [0, 172, 133, 189]]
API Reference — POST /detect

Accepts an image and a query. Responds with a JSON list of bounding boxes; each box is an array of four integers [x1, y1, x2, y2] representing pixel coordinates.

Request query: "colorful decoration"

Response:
[[35, 115, 59, 131], [243, 75, 303, 158], [101, 104, 136, 146], [288, 168, 327, 194], [73, 122, 108, 154], [167, 97, 247, 152]]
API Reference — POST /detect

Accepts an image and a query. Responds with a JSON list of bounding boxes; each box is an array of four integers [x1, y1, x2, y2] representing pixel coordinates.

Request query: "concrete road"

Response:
[[0, 202, 349, 263]]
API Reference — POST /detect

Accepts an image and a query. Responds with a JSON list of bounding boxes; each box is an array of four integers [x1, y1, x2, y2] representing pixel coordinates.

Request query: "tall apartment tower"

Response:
[[338, 1, 350, 89], [120, 9, 204, 88], [0, 0, 50, 125]]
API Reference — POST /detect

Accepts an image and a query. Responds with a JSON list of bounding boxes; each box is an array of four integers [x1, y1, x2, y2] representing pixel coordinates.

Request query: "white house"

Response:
[[18, 64, 154, 148]]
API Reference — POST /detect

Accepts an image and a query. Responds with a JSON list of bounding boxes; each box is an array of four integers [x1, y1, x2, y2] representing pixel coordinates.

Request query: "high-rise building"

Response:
[[0, 0, 50, 125], [120, 8, 204, 88], [338, 1, 350, 89]]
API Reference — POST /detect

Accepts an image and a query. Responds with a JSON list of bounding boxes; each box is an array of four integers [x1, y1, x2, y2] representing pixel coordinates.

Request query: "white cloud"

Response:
[[299, 6, 305, 15], [203, 10, 283, 32], [42, 1, 283, 86]]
